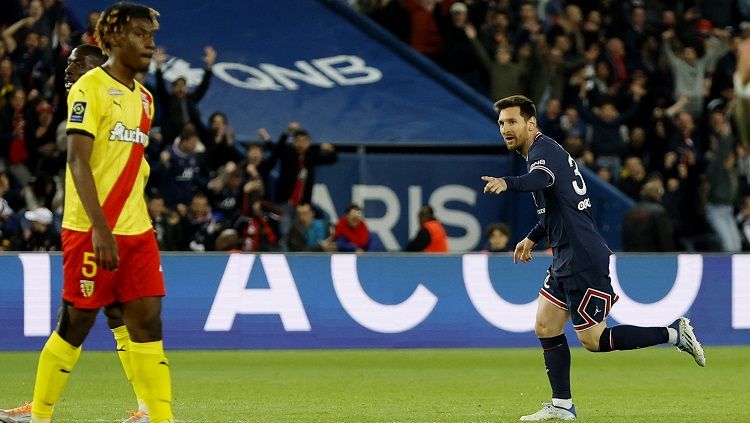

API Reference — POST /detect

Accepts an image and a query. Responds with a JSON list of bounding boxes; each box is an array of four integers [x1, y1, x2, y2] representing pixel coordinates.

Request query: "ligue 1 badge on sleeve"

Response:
[[80, 279, 95, 298], [70, 101, 87, 123]]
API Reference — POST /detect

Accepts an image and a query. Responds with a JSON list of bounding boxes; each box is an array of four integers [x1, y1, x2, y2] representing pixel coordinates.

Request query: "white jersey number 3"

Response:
[[568, 155, 587, 196]]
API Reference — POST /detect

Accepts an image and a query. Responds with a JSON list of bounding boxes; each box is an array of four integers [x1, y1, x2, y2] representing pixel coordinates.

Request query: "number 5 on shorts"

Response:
[[82, 252, 97, 278]]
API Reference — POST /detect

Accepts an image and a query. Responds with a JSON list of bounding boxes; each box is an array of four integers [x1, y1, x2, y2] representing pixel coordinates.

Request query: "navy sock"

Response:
[[539, 334, 571, 400], [598, 326, 669, 352]]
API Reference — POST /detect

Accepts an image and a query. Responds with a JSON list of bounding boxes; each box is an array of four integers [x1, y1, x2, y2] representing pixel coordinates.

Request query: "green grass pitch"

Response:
[[0, 346, 747, 422]]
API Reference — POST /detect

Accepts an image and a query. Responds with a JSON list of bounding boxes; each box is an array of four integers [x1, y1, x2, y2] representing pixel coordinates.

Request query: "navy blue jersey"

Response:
[[503, 133, 611, 276]]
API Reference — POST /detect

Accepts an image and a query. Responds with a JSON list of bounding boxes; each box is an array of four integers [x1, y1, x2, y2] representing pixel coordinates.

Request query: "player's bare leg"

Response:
[[123, 297, 173, 423], [520, 297, 577, 421]]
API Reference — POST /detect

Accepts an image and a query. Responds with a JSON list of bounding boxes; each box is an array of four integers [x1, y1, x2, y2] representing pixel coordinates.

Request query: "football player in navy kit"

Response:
[[481, 95, 705, 421]]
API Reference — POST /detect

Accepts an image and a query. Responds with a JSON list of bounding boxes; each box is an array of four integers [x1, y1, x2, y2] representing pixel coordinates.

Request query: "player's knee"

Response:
[[579, 336, 600, 352], [534, 320, 559, 338], [57, 305, 97, 346], [103, 306, 125, 329], [127, 314, 163, 342]]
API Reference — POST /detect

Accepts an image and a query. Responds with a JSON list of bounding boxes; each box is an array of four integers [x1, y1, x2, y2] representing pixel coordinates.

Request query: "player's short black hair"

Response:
[[95, 2, 159, 56], [295, 129, 310, 138], [75, 44, 107, 67], [494, 95, 536, 121], [345, 203, 361, 214]]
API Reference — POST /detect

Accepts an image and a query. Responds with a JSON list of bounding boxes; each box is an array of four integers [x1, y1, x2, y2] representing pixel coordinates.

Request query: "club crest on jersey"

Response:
[[141, 91, 151, 114], [80, 280, 94, 298], [69, 101, 86, 123], [110, 121, 148, 145]]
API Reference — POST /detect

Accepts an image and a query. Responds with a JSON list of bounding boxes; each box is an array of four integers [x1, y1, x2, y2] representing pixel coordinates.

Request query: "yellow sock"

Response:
[[111, 325, 149, 413], [30, 331, 82, 420], [129, 340, 174, 422]]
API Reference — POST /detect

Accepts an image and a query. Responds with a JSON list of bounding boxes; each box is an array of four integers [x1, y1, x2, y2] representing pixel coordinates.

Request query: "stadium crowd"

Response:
[[2, 0, 750, 253], [359, 0, 750, 252]]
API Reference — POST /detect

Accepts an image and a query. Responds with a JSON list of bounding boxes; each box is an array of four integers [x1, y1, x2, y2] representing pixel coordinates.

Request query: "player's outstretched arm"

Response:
[[68, 134, 119, 271], [513, 237, 535, 264]]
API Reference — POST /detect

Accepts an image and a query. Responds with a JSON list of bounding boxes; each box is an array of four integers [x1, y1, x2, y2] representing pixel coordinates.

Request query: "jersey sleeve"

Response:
[[503, 144, 555, 192], [65, 77, 100, 139]]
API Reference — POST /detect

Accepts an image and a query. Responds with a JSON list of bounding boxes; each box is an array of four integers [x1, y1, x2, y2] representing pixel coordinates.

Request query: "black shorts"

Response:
[[539, 265, 620, 331]]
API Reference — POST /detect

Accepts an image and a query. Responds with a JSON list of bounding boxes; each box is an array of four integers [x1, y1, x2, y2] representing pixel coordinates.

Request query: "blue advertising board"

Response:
[[313, 153, 632, 251], [1, 253, 748, 351], [65, 0, 499, 146]]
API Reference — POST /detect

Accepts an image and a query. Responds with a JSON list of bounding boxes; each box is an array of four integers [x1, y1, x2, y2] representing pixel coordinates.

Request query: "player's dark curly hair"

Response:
[[493, 95, 537, 121], [95, 2, 159, 56]]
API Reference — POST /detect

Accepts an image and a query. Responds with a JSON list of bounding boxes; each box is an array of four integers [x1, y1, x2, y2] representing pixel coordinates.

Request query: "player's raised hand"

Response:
[[257, 128, 271, 141], [92, 225, 119, 271], [204, 46, 217, 68], [481, 176, 508, 195], [154, 47, 167, 67], [464, 24, 477, 40], [513, 237, 535, 264]]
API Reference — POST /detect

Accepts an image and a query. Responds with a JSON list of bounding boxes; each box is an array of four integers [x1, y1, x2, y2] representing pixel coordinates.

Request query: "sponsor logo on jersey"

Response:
[[530, 159, 546, 168], [577, 198, 592, 210], [109, 122, 149, 145], [108, 88, 124, 96], [69, 101, 87, 123], [537, 208, 546, 215]]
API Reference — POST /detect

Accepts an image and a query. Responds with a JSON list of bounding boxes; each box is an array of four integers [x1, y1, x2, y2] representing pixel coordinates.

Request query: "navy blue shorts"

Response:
[[539, 265, 620, 331]]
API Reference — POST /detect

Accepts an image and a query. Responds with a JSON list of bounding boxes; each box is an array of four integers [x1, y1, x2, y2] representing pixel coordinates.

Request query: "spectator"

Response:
[[0, 88, 33, 185], [236, 199, 279, 252], [734, 37, 750, 149], [364, 0, 411, 44], [441, 2, 482, 89], [180, 192, 219, 252], [622, 178, 676, 252], [705, 117, 742, 251], [148, 194, 183, 251], [662, 28, 729, 117], [154, 46, 216, 145], [75, 10, 99, 45], [273, 122, 337, 207], [465, 23, 525, 101], [575, 80, 644, 177], [564, 131, 594, 167], [207, 162, 244, 227], [618, 156, 647, 201], [402, 0, 451, 65], [537, 98, 565, 142], [214, 228, 241, 252], [406, 205, 448, 252], [29, 100, 59, 174], [287, 203, 335, 252], [334, 203, 371, 252], [19, 206, 59, 251], [484, 222, 511, 252], [154, 124, 208, 208], [559, 105, 586, 140], [0, 58, 18, 109], [250, 127, 282, 198], [204, 111, 243, 170], [737, 196, 750, 250]]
